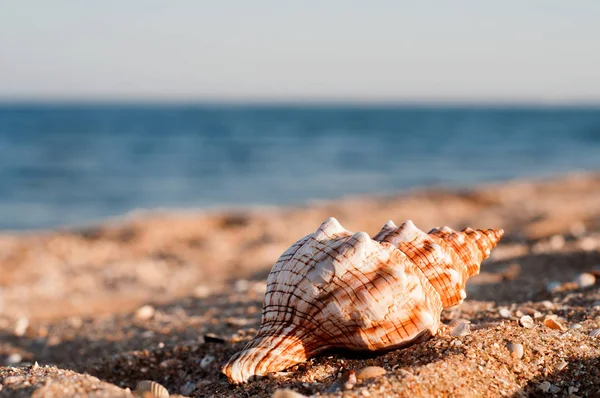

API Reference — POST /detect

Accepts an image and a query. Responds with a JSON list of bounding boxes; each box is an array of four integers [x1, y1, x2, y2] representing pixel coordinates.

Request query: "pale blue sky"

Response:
[[1, 1, 599, 102]]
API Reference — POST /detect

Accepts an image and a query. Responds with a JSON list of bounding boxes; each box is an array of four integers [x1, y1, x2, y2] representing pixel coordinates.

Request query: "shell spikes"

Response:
[[221, 217, 503, 384]]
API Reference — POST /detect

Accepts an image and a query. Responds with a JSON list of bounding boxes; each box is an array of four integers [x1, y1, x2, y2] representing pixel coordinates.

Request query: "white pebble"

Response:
[[498, 307, 512, 318], [569, 222, 586, 237], [180, 381, 196, 396], [549, 235, 565, 250], [200, 355, 215, 368], [14, 317, 29, 337], [6, 353, 22, 365], [541, 300, 555, 310], [574, 273, 596, 289], [193, 285, 212, 298], [577, 237, 598, 251], [134, 305, 155, 321]]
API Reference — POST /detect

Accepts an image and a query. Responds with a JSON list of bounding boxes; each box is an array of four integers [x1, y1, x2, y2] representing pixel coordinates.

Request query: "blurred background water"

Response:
[[0, 103, 599, 230]]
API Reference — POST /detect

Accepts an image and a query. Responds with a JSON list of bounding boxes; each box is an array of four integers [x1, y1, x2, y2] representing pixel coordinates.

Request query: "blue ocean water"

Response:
[[0, 104, 599, 231]]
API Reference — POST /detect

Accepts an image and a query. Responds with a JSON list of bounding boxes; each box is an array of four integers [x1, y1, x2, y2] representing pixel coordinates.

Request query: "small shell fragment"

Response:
[[134, 305, 155, 321], [569, 323, 582, 330], [544, 318, 566, 331], [450, 319, 471, 336], [518, 315, 535, 329], [135, 380, 169, 398], [556, 360, 568, 371], [506, 342, 524, 359], [355, 366, 387, 380], [589, 329, 600, 338], [574, 273, 596, 289], [537, 381, 552, 393], [498, 307, 512, 318]]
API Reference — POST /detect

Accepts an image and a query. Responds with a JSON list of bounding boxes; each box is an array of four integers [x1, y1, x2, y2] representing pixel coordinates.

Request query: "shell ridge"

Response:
[[262, 284, 347, 345]]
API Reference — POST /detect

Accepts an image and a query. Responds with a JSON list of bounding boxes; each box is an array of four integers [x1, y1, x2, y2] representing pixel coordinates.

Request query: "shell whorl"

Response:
[[374, 220, 503, 308], [221, 217, 503, 384]]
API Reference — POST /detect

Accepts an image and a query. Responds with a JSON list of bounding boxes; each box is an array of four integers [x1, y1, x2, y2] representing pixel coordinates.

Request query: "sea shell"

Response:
[[134, 380, 169, 398], [221, 217, 503, 383]]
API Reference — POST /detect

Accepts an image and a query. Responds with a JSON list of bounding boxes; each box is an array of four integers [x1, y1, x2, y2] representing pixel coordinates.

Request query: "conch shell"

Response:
[[222, 218, 503, 383]]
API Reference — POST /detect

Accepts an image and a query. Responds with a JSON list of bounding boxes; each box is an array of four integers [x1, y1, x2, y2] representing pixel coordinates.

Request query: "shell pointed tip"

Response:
[[316, 217, 347, 237], [384, 220, 398, 228]]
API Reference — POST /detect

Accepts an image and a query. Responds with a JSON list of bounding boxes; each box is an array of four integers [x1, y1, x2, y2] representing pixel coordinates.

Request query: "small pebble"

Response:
[[234, 279, 250, 293], [569, 222, 586, 237], [134, 305, 155, 321], [498, 307, 512, 318], [13, 317, 29, 337], [2, 376, 21, 385], [272, 389, 308, 398], [549, 234, 565, 250], [506, 342, 524, 359], [589, 329, 600, 338], [135, 380, 169, 398], [544, 318, 566, 331], [6, 353, 22, 365], [574, 273, 596, 288], [569, 323, 582, 330], [180, 381, 196, 396], [549, 384, 561, 394], [159, 358, 182, 368], [193, 285, 212, 298], [200, 355, 215, 368], [578, 237, 598, 251], [355, 366, 387, 380], [518, 315, 535, 329], [540, 300, 555, 310]]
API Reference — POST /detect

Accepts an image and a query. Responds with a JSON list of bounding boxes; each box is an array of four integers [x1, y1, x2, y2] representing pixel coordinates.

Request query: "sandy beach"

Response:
[[1, 172, 600, 397]]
